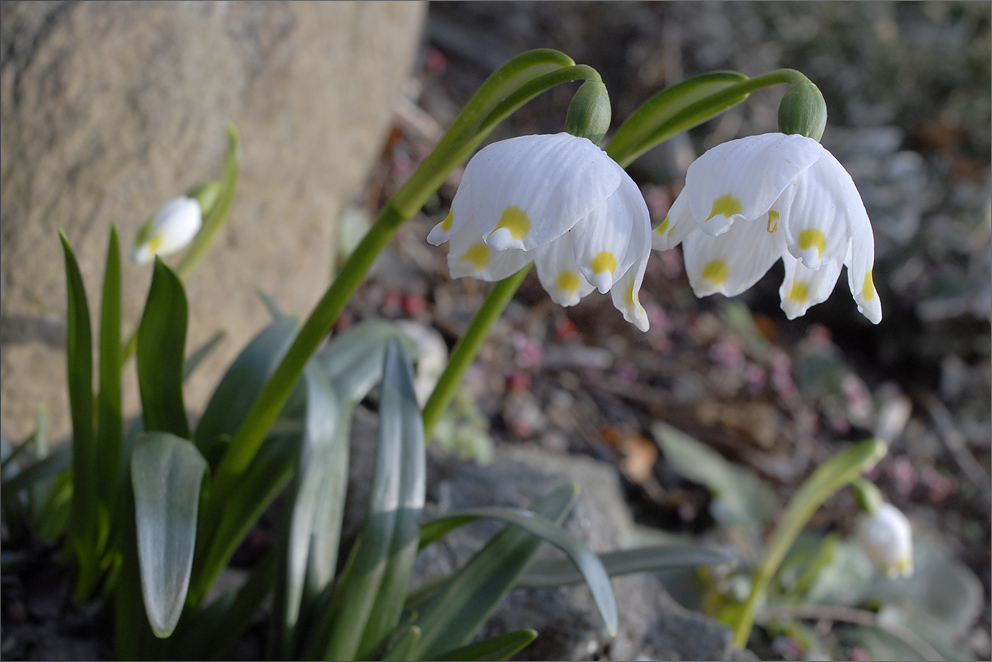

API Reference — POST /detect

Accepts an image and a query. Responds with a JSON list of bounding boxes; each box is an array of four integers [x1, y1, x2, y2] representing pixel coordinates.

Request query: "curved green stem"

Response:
[[422, 265, 532, 440], [608, 68, 812, 167], [731, 439, 887, 648]]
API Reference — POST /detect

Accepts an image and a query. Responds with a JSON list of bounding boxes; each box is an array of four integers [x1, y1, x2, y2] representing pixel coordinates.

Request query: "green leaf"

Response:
[[652, 421, 777, 527], [410, 484, 578, 660], [195, 316, 299, 466], [434, 629, 538, 661], [606, 72, 750, 166], [35, 470, 73, 544], [0, 446, 72, 506], [96, 226, 123, 550], [272, 361, 340, 659], [131, 432, 207, 638], [417, 506, 617, 639], [381, 625, 421, 661], [137, 259, 190, 439], [518, 544, 736, 588], [357, 338, 426, 659], [316, 321, 418, 404], [60, 231, 98, 588], [305, 339, 425, 661]]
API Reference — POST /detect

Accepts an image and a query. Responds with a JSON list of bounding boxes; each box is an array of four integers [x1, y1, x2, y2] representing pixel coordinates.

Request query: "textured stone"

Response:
[[1, 1, 426, 441]]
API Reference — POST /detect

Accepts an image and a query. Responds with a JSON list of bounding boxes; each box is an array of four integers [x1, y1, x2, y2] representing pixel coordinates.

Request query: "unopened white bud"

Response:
[[857, 502, 913, 578], [131, 196, 202, 265]]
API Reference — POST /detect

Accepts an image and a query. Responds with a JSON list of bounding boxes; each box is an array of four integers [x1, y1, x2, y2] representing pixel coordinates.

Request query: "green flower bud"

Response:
[[566, 80, 612, 144], [778, 78, 827, 141], [851, 477, 884, 514]]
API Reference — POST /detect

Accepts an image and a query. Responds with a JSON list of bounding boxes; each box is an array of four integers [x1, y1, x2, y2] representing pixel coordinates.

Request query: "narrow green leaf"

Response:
[[417, 506, 617, 639], [184, 331, 226, 381], [131, 432, 208, 637], [35, 470, 73, 544], [316, 321, 418, 404], [272, 361, 340, 659], [381, 625, 421, 661], [434, 629, 538, 661], [96, 226, 123, 547], [305, 339, 422, 661], [195, 316, 299, 466], [137, 259, 190, 439], [519, 545, 736, 588], [358, 338, 426, 659], [0, 446, 72, 506], [410, 484, 578, 660], [59, 231, 98, 589], [606, 72, 749, 166]]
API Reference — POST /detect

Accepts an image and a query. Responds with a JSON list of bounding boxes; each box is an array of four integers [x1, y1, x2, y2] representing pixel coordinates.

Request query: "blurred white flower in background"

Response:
[[654, 133, 881, 324], [428, 133, 652, 331], [131, 196, 202, 265], [857, 502, 914, 578]]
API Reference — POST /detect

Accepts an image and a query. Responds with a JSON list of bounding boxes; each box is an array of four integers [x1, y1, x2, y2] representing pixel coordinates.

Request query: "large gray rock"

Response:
[[0, 1, 426, 440]]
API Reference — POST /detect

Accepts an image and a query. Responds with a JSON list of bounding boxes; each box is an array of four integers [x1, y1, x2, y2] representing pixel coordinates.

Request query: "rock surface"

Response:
[[0, 1, 426, 441]]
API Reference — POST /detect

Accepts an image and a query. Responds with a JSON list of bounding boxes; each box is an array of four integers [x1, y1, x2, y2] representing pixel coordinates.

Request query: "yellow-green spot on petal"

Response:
[[788, 281, 810, 303], [556, 271, 580, 294], [798, 228, 827, 258], [495, 205, 531, 240], [147, 235, 164, 254], [591, 251, 618, 275], [441, 210, 454, 232], [626, 280, 638, 307], [461, 242, 491, 270], [706, 194, 742, 222], [767, 209, 780, 233], [655, 216, 670, 235], [863, 270, 876, 300], [702, 259, 729, 285]]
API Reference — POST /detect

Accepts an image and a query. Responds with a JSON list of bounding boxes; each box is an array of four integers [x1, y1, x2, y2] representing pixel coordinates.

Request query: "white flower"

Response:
[[653, 133, 881, 324], [131, 196, 202, 265], [857, 502, 914, 578], [428, 133, 652, 331]]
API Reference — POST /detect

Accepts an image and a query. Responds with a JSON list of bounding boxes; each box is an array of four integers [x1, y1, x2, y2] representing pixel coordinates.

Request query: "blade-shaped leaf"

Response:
[[305, 338, 424, 661], [131, 432, 207, 637], [434, 629, 538, 661], [410, 484, 578, 660], [96, 226, 123, 545], [0, 446, 72, 506], [417, 506, 617, 639], [381, 625, 421, 661], [518, 545, 736, 588], [60, 232, 98, 583], [272, 361, 340, 659], [316, 321, 418, 404], [137, 259, 190, 439], [358, 338, 426, 659], [184, 331, 226, 381], [195, 316, 299, 466]]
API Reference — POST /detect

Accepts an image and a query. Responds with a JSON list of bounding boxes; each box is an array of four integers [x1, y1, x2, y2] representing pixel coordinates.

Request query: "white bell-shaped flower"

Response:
[[857, 502, 914, 578], [131, 196, 203, 265], [653, 133, 881, 324], [428, 133, 652, 331]]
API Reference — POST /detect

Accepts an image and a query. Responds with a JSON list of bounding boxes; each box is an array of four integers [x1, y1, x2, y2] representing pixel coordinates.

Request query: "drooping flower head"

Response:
[[653, 133, 881, 324], [857, 502, 914, 578], [131, 196, 203, 265], [428, 133, 652, 331]]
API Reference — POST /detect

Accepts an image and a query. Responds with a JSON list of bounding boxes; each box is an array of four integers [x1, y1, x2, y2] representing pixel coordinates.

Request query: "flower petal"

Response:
[[533, 233, 596, 307], [610, 256, 649, 332], [780, 154, 855, 270], [446, 216, 531, 281], [778, 253, 843, 319], [427, 157, 479, 246], [469, 133, 622, 251], [132, 197, 202, 264], [651, 187, 698, 251], [684, 133, 822, 237], [570, 172, 649, 293], [683, 210, 787, 298], [845, 212, 882, 324]]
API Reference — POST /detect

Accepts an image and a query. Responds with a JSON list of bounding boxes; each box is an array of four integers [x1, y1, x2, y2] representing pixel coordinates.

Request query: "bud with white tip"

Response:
[[131, 196, 202, 265], [857, 502, 914, 578]]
